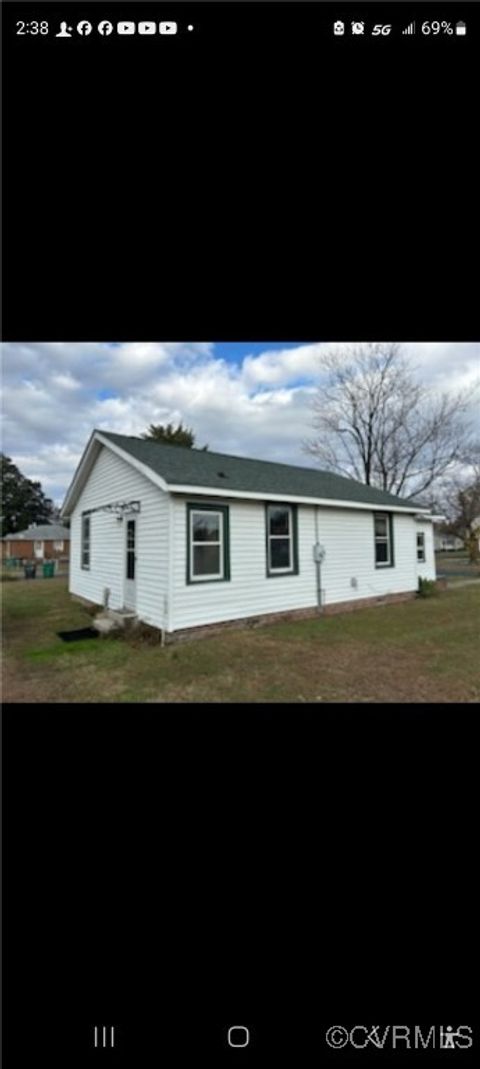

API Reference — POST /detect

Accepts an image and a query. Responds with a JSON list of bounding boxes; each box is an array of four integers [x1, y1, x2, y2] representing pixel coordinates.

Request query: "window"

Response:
[[266, 504, 298, 576], [81, 514, 90, 569], [126, 520, 135, 580], [187, 505, 230, 583], [53, 540, 64, 551], [417, 531, 426, 562], [374, 513, 394, 568]]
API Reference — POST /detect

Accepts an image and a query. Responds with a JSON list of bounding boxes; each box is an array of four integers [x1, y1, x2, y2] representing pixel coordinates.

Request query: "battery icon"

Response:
[[455, 22, 466, 35]]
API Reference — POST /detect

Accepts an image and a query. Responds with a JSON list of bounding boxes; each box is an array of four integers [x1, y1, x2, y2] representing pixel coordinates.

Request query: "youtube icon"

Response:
[[160, 22, 177, 35]]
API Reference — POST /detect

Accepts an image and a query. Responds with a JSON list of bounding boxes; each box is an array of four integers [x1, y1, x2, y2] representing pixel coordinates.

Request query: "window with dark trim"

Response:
[[374, 512, 394, 568], [187, 504, 230, 583], [417, 531, 426, 562], [81, 514, 90, 569], [266, 504, 299, 576]]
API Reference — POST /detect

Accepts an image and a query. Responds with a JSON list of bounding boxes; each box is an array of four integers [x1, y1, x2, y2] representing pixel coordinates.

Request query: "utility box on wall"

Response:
[[313, 543, 326, 563]]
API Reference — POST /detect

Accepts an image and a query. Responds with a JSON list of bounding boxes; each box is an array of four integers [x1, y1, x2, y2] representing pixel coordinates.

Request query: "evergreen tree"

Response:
[[142, 422, 208, 449]]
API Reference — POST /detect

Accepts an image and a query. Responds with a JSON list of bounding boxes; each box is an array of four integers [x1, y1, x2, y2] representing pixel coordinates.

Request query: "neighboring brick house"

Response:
[[2, 523, 70, 563]]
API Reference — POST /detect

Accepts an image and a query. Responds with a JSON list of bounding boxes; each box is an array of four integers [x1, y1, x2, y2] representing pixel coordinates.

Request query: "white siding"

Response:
[[319, 509, 434, 603], [170, 497, 428, 632], [171, 498, 317, 631], [69, 446, 169, 628]]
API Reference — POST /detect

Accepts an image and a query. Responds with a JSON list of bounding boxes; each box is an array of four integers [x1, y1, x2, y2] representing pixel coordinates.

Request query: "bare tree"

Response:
[[304, 343, 478, 500], [436, 447, 480, 560]]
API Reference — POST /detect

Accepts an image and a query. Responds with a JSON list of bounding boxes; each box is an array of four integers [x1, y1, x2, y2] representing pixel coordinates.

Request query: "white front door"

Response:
[[34, 540, 44, 559], [124, 518, 136, 609]]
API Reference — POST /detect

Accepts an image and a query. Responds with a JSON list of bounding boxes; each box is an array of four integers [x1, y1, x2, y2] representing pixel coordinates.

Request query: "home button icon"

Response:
[[228, 1025, 250, 1048]]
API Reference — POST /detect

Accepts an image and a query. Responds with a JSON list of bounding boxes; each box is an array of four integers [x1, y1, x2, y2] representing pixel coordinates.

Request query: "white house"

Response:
[[61, 430, 437, 639], [433, 532, 464, 552], [472, 515, 480, 553]]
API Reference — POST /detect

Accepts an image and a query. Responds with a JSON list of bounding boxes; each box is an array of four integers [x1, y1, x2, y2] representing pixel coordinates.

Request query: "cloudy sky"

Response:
[[1, 341, 479, 506]]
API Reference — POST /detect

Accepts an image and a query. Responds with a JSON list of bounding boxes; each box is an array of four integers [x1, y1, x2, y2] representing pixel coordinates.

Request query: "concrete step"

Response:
[[93, 615, 120, 636], [107, 608, 137, 622], [93, 608, 138, 635]]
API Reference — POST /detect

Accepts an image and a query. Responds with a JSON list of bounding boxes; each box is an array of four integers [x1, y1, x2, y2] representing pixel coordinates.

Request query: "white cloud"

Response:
[[242, 343, 330, 387], [51, 373, 82, 391], [1, 341, 479, 506], [403, 342, 480, 395]]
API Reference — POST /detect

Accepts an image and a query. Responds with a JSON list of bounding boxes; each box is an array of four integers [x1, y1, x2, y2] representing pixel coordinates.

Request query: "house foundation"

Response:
[[165, 589, 419, 644]]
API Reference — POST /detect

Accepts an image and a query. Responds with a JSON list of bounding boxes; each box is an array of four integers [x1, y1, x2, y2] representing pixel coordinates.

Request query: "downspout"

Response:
[[162, 493, 175, 647], [314, 506, 323, 613]]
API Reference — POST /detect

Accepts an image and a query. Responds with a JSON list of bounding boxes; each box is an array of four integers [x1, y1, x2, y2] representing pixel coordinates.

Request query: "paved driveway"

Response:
[[435, 554, 480, 581]]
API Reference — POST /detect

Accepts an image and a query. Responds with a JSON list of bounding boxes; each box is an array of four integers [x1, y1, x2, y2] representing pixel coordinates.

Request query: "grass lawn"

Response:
[[2, 577, 480, 703]]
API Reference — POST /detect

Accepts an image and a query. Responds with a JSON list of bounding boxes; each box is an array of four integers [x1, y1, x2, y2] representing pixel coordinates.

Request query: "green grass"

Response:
[[3, 577, 480, 703]]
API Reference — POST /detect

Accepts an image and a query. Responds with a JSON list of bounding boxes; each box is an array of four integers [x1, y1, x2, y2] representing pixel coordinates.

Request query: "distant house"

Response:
[[434, 532, 464, 552], [471, 515, 480, 553], [2, 523, 70, 563], [61, 430, 438, 640]]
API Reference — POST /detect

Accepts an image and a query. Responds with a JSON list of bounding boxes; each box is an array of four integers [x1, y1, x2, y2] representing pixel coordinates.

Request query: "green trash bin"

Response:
[[43, 561, 55, 578]]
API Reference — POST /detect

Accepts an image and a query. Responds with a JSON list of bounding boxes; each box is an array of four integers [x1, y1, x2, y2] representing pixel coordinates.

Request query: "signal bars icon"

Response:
[[402, 22, 416, 35], [94, 1026, 115, 1049]]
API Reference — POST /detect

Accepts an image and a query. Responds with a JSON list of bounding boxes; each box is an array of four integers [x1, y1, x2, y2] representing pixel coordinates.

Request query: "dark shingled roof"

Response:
[[99, 431, 427, 511]]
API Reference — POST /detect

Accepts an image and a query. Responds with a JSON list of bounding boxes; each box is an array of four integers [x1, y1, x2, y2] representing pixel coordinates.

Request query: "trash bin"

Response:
[[24, 562, 36, 579], [43, 561, 55, 578]]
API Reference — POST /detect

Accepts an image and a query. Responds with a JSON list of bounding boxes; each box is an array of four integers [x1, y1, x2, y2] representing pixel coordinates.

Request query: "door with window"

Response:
[[124, 518, 136, 609]]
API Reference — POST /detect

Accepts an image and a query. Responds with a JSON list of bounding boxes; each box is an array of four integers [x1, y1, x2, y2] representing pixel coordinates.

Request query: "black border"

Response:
[[3, 2, 480, 340]]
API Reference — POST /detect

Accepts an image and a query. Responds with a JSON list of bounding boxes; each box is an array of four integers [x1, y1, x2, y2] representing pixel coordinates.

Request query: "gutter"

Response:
[[167, 484, 430, 515]]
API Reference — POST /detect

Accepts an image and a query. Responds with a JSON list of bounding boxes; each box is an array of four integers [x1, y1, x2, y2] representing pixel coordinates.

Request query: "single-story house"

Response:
[[433, 532, 464, 552], [471, 515, 480, 553], [2, 523, 70, 562], [60, 430, 437, 640]]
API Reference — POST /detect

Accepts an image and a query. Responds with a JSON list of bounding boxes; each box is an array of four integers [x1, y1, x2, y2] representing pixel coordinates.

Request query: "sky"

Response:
[[1, 341, 479, 507]]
